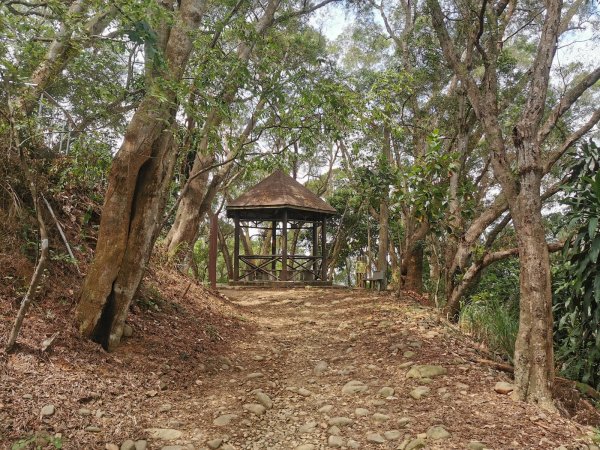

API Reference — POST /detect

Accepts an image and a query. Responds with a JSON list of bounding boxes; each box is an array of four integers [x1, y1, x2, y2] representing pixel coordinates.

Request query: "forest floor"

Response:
[[2, 280, 600, 450]]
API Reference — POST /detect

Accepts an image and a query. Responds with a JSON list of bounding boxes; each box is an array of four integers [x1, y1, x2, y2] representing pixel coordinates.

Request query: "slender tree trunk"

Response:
[[217, 224, 233, 279], [76, 0, 206, 351]]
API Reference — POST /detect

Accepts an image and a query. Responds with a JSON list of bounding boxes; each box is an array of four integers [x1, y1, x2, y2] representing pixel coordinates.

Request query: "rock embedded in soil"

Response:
[[406, 365, 447, 379], [328, 435, 344, 447], [378, 386, 394, 397], [106, 444, 119, 450], [255, 391, 273, 409], [213, 414, 237, 426], [405, 438, 427, 450], [40, 404, 55, 417], [409, 386, 431, 399], [243, 403, 266, 416], [134, 443, 147, 450], [297, 387, 312, 397], [319, 404, 334, 413], [246, 372, 264, 380], [314, 361, 328, 375], [366, 432, 386, 444], [120, 440, 136, 450], [342, 380, 368, 394], [467, 442, 486, 450], [384, 430, 401, 440], [328, 416, 353, 427], [426, 425, 451, 440], [347, 439, 359, 448], [296, 445, 315, 450], [494, 381, 515, 394], [144, 428, 182, 440], [355, 407, 369, 416], [207, 438, 222, 449], [372, 413, 390, 422]]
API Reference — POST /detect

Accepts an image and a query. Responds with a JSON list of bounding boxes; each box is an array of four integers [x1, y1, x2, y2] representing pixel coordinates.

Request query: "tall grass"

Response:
[[459, 292, 519, 362]]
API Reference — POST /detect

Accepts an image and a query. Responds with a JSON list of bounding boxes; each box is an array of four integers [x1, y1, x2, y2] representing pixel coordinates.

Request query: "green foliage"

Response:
[[12, 434, 62, 450], [553, 140, 600, 389], [459, 290, 520, 361]]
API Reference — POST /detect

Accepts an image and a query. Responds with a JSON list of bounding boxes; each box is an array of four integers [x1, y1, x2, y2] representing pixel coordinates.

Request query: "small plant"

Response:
[[12, 434, 62, 449]]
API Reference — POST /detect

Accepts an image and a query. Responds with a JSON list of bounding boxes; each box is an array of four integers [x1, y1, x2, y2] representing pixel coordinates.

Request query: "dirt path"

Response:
[[3, 286, 596, 449], [169, 288, 593, 450]]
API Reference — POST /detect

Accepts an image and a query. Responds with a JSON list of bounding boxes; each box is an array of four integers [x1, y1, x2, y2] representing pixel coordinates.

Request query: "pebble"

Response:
[[246, 372, 264, 380], [85, 426, 101, 432], [468, 442, 486, 450], [296, 445, 315, 450], [347, 439, 359, 448], [78, 408, 92, 416], [22, 394, 33, 400], [494, 381, 515, 394], [106, 444, 119, 450], [366, 432, 385, 444], [40, 404, 55, 417]]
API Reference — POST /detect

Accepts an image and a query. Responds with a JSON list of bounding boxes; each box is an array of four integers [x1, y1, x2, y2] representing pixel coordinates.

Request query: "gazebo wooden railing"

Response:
[[238, 254, 324, 281]]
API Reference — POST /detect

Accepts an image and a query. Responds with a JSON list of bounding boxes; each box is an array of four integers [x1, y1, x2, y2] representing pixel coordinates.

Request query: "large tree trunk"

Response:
[[76, 0, 206, 351], [512, 170, 554, 408], [402, 244, 423, 292]]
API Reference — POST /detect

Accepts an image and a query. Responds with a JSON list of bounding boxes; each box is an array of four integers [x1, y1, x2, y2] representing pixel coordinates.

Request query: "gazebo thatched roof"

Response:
[[227, 170, 336, 220]]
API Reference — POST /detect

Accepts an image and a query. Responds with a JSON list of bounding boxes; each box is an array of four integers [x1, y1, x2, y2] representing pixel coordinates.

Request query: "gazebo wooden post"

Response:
[[312, 221, 318, 278], [281, 210, 288, 281], [271, 220, 277, 278], [233, 216, 240, 281], [321, 217, 327, 281]]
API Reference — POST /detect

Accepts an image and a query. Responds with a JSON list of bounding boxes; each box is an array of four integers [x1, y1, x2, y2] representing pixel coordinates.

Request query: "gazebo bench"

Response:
[[365, 270, 384, 290]]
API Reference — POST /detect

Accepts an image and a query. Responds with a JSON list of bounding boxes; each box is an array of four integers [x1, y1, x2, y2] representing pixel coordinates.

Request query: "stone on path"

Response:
[[144, 429, 182, 441], [120, 440, 136, 450], [426, 425, 451, 440], [299, 421, 317, 433], [297, 387, 312, 397], [40, 404, 55, 417], [328, 416, 353, 427], [328, 435, 344, 447], [134, 441, 147, 450], [106, 444, 119, 450], [213, 414, 237, 426], [372, 413, 390, 422], [409, 386, 430, 399], [123, 324, 133, 337], [319, 404, 334, 413], [405, 438, 427, 450], [243, 403, 266, 416], [314, 361, 328, 375], [355, 407, 369, 416], [494, 381, 515, 394], [246, 372, 264, 380], [255, 391, 273, 409], [406, 365, 447, 379], [378, 386, 394, 397], [342, 380, 368, 394], [347, 439, 359, 448], [467, 442, 486, 450], [384, 430, 402, 440], [85, 426, 101, 432], [295, 445, 315, 450], [366, 432, 385, 444], [207, 438, 222, 449]]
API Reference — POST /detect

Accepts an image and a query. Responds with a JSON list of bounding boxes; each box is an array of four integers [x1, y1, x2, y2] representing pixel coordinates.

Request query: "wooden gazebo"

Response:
[[226, 170, 336, 285]]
